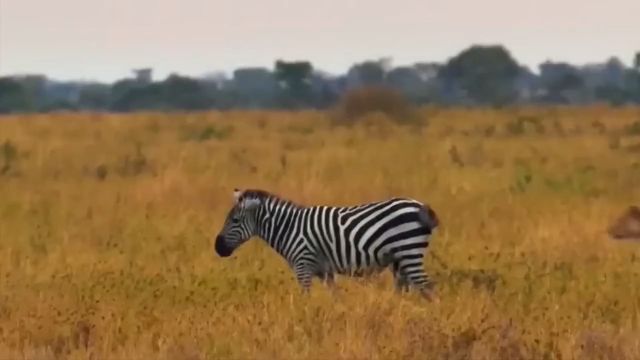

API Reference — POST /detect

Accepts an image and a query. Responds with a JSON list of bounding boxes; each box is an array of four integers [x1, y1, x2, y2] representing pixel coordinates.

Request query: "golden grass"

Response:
[[1, 106, 640, 359]]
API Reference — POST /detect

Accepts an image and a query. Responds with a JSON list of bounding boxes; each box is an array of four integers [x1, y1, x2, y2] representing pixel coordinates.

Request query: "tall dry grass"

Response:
[[1, 106, 640, 359]]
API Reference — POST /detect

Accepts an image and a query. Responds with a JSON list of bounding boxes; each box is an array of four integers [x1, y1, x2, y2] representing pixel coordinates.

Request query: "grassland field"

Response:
[[1, 106, 640, 359]]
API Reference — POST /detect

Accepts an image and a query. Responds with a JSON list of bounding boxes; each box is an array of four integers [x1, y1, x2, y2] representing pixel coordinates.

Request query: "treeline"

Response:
[[1, 45, 640, 114]]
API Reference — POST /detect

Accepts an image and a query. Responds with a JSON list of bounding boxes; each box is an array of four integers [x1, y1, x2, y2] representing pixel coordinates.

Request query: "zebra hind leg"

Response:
[[392, 262, 410, 294], [396, 256, 438, 302]]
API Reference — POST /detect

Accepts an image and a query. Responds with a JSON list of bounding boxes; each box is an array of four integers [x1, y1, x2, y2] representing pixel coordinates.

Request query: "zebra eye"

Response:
[[231, 217, 240, 224]]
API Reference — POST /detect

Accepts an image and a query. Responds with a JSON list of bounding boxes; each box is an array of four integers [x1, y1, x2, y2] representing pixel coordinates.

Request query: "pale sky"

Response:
[[0, 0, 638, 82]]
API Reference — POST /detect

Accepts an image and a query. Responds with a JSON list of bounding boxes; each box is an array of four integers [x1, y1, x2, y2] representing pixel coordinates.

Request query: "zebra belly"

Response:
[[344, 266, 387, 277], [334, 254, 393, 277]]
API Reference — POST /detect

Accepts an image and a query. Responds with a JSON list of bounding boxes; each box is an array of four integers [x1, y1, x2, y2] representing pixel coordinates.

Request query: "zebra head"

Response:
[[215, 189, 263, 257]]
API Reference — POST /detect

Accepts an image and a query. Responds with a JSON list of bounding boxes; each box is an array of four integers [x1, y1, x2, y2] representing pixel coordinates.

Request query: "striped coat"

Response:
[[215, 189, 440, 299]]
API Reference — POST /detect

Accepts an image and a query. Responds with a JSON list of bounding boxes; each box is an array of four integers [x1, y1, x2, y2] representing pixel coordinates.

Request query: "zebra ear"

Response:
[[233, 188, 243, 203]]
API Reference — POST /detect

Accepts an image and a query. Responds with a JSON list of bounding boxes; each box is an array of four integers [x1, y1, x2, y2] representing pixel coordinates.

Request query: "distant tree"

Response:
[[537, 61, 587, 104], [411, 63, 446, 103], [308, 72, 341, 109], [15, 75, 47, 109], [512, 66, 539, 103], [548, 72, 583, 94], [110, 80, 132, 111], [582, 57, 631, 105], [214, 87, 242, 110], [631, 52, 640, 102], [199, 80, 224, 109], [594, 85, 630, 106], [386, 66, 423, 101], [274, 60, 314, 108], [348, 61, 386, 87], [231, 67, 277, 108], [41, 100, 78, 112], [0, 77, 33, 113], [110, 79, 163, 111], [109, 74, 213, 112], [603, 57, 627, 86], [41, 81, 84, 111], [439, 45, 520, 105], [413, 62, 442, 80], [162, 74, 212, 110], [78, 83, 111, 110], [547, 73, 585, 104]]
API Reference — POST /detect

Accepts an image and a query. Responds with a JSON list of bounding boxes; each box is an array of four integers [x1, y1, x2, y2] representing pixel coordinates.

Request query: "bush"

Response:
[[624, 121, 640, 136], [1, 140, 18, 175], [332, 86, 418, 125]]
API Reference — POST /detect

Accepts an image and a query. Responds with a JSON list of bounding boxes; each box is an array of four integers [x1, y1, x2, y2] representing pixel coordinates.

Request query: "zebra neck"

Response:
[[257, 199, 306, 261]]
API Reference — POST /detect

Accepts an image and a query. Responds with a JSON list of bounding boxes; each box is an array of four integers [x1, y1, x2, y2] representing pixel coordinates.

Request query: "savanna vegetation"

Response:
[[1, 105, 640, 359]]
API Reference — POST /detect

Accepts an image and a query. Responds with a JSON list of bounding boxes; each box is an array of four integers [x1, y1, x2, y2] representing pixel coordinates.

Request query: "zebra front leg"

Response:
[[315, 271, 338, 293], [323, 272, 341, 297], [313, 270, 333, 285], [321, 272, 335, 287], [293, 263, 313, 295]]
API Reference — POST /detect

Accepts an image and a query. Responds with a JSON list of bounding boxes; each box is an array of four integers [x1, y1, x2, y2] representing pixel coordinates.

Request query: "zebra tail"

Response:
[[418, 203, 440, 232]]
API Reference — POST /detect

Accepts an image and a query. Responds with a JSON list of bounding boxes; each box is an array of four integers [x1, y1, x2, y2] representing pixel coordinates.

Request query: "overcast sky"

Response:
[[1, 0, 638, 82]]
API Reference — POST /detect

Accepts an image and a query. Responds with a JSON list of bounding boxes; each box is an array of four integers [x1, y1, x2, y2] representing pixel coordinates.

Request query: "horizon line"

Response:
[[1, 54, 636, 84]]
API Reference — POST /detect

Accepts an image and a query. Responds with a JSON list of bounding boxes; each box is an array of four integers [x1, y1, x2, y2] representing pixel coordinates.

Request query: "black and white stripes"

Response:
[[214, 189, 440, 298]]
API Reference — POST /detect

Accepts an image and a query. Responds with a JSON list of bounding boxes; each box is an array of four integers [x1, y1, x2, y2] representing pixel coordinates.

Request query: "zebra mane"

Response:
[[237, 189, 304, 208]]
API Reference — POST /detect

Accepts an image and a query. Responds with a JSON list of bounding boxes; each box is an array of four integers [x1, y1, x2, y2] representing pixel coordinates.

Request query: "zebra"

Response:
[[214, 188, 440, 300]]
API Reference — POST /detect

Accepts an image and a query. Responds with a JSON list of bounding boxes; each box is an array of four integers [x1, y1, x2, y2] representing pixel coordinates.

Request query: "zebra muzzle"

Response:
[[215, 235, 233, 257]]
